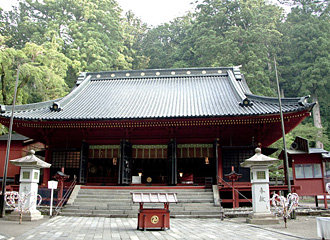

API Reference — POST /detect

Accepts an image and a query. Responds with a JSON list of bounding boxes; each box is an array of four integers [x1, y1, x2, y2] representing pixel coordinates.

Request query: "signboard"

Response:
[[48, 180, 58, 189]]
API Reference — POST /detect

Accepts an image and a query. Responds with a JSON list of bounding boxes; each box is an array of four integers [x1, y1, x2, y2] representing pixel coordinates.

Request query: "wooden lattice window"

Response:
[[52, 151, 80, 168], [222, 147, 254, 182]]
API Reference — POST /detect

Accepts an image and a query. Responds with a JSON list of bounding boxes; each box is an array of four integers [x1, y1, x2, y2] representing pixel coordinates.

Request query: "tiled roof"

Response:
[[0, 67, 313, 121], [0, 133, 29, 141]]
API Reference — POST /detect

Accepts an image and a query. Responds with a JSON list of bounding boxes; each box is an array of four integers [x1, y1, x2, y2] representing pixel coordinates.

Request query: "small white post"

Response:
[[50, 189, 54, 216], [48, 180, 58, 216]]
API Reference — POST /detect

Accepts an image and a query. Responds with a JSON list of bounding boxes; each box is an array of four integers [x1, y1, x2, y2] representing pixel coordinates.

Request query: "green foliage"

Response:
[[1, 0, 134, 87], [270, 122, 330, 156], [138, 14, 194, 69], [122, 11, 149, 70], [279, 0, 330, 145], [139, 0, 284, 96], [0, 35, 71, 105]]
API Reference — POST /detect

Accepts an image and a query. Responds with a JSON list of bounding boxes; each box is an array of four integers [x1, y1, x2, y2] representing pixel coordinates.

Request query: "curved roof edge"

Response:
[[0, 66, 315, 120], [1, 74, 92, 113], [245, 94, 313, 106]]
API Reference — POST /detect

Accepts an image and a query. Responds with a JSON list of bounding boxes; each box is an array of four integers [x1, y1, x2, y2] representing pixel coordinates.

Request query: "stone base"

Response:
[[246, 213, 279, 225], [6, 210, 44, 221]]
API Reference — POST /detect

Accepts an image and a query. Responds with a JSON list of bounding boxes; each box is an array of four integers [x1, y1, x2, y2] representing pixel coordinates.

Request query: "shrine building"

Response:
[[0, 67, 314, 192]]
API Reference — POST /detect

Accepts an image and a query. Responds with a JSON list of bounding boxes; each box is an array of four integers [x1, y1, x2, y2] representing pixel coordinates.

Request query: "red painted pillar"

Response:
[[232, 180, 235, 208], [234, 189, 239, 208], [42, 147, 51, 186], [58, 167, 65, 200], [218, 144, 223, 183]]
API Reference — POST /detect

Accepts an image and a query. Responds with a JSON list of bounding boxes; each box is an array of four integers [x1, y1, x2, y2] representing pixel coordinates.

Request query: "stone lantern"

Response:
[[9, 150, 51, 221], [240, 148, 279, 224]]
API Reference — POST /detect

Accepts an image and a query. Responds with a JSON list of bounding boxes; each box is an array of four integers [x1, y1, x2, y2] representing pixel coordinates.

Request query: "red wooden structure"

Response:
[[0, 67, 314, 207], [280, 137, 329, 208], [224, 166, 242, 208], [132, 192, 177, 230], [0, 133, 44, 190]]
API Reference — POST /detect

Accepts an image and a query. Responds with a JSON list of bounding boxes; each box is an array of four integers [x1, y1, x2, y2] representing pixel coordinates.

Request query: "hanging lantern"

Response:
[[112, 157, 117, 165], [205, 157, 209, 165]]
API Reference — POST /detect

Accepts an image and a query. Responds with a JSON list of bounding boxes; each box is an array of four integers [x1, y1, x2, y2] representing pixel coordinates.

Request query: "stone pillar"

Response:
[[241, 148, 279, 224], [250, 166, 271, 215]]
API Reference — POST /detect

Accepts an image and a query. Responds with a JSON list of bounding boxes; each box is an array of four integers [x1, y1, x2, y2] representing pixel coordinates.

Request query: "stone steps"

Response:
[[61, 186, 221, 218]]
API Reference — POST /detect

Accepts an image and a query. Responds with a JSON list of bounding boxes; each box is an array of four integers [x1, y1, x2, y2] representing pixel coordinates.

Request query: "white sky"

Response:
[[0, 0, 197, 26], [117, 0, 197, 26]]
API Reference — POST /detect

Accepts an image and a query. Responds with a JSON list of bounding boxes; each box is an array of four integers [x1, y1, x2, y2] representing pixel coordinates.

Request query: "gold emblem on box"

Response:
[[151, 215, 159, 224]]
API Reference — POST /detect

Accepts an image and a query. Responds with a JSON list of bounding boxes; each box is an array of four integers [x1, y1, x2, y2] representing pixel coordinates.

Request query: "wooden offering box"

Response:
[[132, 192, 177, 230]]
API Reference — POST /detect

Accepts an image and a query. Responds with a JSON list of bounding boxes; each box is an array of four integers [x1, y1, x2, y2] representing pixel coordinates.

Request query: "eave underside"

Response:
[[0, 110, 310, 147]]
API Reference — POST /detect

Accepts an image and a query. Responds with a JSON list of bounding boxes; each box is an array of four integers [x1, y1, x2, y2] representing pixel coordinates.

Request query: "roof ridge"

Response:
[[57, 75, 92, 109], [85, 67, 237, 81]]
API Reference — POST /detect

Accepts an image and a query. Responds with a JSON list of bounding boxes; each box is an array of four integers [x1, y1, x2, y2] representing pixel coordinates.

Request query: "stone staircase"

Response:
[[61, 186, 223, 218]]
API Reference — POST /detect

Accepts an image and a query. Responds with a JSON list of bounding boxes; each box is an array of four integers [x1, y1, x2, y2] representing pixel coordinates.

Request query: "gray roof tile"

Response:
[[0, 67, 313, 121]]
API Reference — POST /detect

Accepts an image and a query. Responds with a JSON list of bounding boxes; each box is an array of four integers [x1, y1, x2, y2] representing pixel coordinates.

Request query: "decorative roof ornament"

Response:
[[50, 102, 61, 112], [239, 98, 253, 107], [0, 105, 6, 113]]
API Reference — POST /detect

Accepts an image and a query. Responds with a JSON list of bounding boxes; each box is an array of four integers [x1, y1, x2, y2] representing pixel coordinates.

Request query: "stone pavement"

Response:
[[0, 216, 320, 240]]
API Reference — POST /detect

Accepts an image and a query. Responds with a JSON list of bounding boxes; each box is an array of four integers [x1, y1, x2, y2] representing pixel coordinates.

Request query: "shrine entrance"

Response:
[[176, 144, 216, 185], [87, 158, 118, 184], [84, 142, 217, 186], [130, 145, 169, 185], [132, 158, 168, 184], [87, 145, 120, 185], [177, 158, 214, 185]]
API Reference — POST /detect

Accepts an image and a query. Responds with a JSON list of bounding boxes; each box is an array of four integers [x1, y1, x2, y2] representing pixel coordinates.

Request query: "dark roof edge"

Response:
[[0, 133, 29, 141], [227, 70, 246, 101], [245, 94, 314, 106], [4, 109, 311, 122], [1, 75, 92, 114], [3, 98, 62, 113], [240, 75, 252, 94], [58, 75, 91, 108]]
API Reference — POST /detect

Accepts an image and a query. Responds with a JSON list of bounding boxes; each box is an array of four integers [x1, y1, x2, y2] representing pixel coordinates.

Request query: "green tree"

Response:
[[139, 14, 194, 69], [1, 0, 131, 87], [122, 11, 149, 70], [191, 0, 284, 96], [279, 0, 330, 147], [0, 34, 71, 105]]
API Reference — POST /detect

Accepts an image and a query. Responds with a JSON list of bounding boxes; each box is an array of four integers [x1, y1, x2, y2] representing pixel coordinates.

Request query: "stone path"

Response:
[[4, 216, 314, 240]]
